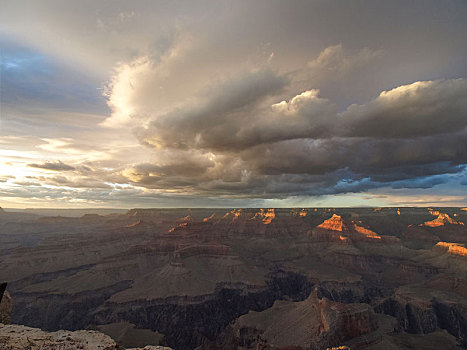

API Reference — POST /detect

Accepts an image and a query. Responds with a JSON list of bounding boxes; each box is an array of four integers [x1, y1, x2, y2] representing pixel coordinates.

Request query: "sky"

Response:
[[0, 0, 466, 208]]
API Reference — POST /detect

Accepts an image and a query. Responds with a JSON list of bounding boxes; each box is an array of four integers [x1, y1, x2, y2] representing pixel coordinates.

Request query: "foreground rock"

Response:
[[127, 347, 172, 350], [0, 291, 12, 324], [0, 324, 172, 350]]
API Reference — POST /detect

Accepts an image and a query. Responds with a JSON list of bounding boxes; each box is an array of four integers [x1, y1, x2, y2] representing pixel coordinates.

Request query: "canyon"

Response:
[[0, 207, 466, 349]]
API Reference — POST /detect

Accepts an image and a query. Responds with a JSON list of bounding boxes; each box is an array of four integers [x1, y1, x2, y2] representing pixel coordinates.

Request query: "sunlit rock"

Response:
[[434, 242, 467, 257], [423, 213, 464, 227]]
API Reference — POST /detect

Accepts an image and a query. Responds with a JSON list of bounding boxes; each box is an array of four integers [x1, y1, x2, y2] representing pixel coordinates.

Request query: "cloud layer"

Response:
[[1, 0, 467, 207]]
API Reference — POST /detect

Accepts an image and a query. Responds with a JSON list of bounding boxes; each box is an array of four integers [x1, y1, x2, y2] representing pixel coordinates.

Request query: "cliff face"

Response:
[[375, 296, 467, 347], [92, 271, 313, 350], [217, 290, 378, 350], [432, 299, 467, 347]]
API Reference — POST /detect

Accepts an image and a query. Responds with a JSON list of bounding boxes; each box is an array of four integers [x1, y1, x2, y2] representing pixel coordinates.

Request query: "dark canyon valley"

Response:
[[1, 207, 467, 349]]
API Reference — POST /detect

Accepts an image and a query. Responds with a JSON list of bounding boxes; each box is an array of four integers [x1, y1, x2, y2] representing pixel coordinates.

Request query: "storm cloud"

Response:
[[120, 73, 467, 199]]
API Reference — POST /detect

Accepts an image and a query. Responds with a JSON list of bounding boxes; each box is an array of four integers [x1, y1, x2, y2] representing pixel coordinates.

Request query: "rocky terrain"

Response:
[[0, 207, 466, 349], [0, 324, 120, 350], [0, 323, 173, 350]]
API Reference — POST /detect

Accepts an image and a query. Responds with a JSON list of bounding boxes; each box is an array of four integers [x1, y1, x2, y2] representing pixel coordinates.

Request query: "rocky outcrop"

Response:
[[433, 242, 467, 257], [0, 324, 173, 350], [0, 324, 118, 350], [250, 209, 276, 225], [423, 213, 464, 227], [310, 214, 399, 243], [318, 297, 377, 347], [403, 211, 467, 246], [316, 214, 344, 232], [217, 291, 378, 349]]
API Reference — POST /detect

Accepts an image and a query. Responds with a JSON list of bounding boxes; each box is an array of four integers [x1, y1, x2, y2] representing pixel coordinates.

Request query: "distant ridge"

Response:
[[3, 208, 128, 217]]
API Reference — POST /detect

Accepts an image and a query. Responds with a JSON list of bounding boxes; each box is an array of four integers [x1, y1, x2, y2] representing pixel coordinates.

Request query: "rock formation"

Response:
[[433, 242, 467, 257], [310, 214, 399, 243], [0, 324, 118, 350], [423, 213, 464, 227], [0, 324, 173, 350], [221, 290, 378, 349]]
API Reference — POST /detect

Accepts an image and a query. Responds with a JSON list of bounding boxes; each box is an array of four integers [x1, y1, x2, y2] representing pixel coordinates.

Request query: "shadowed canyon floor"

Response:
[[0, 207, 466, 349]]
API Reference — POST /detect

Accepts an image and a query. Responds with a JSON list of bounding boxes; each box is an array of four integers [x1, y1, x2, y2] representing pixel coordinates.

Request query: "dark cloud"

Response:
[[124, 155, 215, 190], [390, 175, 450, 189], [138, 69, 291, 150], [129, 76, 467, 196], [127, 127, 467, 198]]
